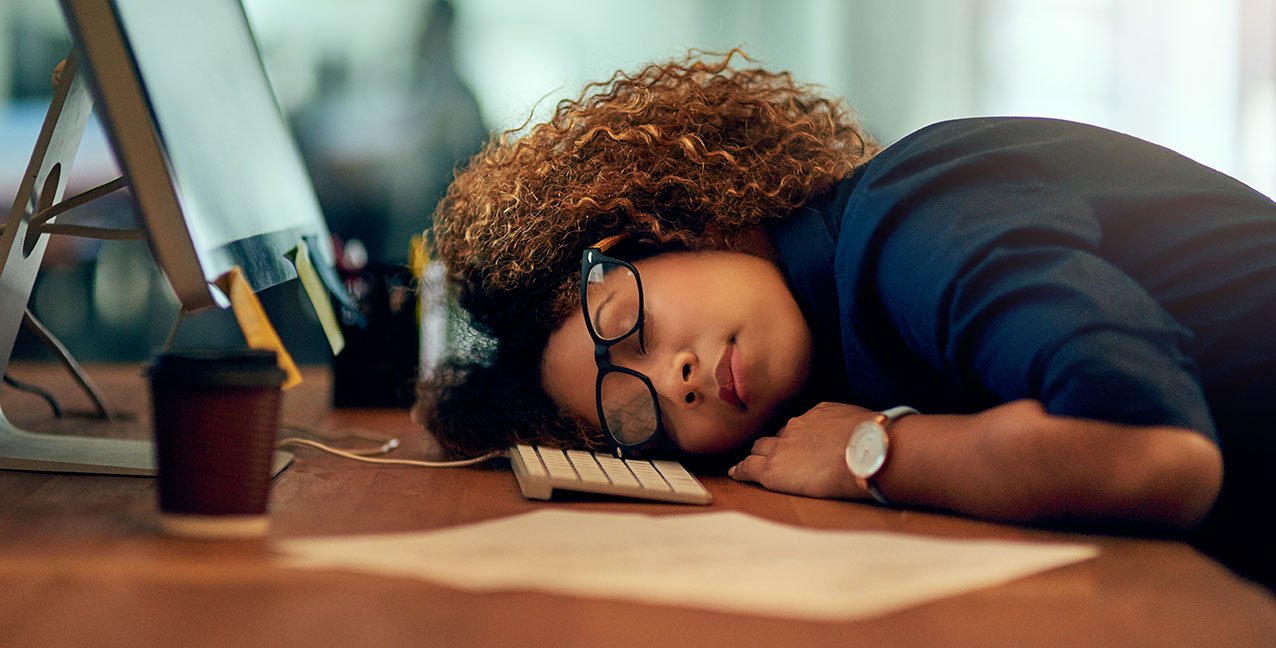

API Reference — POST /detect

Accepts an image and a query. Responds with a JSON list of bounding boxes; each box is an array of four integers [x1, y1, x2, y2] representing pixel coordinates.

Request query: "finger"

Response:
[[750, 436, 779, 455], [728, 454, 767, 483], [775, 416, 800, 436]]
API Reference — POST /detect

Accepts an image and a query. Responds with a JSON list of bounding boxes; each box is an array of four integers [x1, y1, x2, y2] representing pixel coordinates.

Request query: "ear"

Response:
[[725, 227, 783, 265]]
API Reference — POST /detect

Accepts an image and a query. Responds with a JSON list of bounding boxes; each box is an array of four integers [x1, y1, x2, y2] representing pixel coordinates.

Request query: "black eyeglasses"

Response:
[[580, 246, 667, 458]]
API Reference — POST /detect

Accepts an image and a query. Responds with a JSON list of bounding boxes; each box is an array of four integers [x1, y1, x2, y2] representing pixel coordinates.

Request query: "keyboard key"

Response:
[[594, 455, 641, 487], [566, 450, 609, 484], [653, 460, 710, 495], [515, 444, 547, 478], [625, 459, 673, 492], [537, 447, 578, 480]]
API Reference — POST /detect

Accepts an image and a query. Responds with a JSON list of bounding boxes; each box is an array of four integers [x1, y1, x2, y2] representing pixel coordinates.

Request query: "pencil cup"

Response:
[[149, 350, 286, 539]]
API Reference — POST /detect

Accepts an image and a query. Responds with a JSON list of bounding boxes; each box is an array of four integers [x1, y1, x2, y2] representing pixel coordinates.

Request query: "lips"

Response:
[[715, 342, 747, 411]]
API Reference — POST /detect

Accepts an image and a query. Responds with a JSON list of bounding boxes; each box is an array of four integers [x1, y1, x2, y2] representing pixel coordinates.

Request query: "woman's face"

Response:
[[540, 250, 813, 455]]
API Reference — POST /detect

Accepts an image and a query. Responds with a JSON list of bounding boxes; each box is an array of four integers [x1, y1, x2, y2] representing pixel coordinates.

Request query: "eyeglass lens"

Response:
[[599, 372, 659, 444], [585, 262, 641, 340]]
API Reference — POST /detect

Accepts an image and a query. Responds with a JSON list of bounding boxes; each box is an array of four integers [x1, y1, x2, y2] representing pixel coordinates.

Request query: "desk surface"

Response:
[[2, 362, 1274, 648]]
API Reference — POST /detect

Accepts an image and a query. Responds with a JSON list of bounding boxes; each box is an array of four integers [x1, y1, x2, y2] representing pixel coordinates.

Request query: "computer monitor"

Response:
[[0, 0, 342, 474], [65, 0, 338, 309]]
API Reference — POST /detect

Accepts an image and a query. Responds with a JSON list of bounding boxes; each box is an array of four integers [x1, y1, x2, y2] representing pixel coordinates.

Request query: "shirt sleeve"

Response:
[[845, 118, 1219, 440], [885, 215, 1215, 439]]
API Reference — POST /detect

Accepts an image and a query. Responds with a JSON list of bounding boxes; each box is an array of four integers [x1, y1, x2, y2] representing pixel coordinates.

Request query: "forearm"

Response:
[[878, 400, 1223, 530]]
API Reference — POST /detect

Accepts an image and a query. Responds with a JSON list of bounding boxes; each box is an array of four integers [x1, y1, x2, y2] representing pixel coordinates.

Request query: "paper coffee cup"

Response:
[[149, 350, 285, 538]]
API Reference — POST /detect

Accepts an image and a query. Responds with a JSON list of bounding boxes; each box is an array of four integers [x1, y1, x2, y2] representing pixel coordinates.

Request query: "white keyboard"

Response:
[[508, 444, 712, 505]]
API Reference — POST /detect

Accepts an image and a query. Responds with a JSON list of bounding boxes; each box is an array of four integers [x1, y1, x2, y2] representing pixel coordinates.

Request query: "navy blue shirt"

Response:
[[769, 117, 1276, 584]]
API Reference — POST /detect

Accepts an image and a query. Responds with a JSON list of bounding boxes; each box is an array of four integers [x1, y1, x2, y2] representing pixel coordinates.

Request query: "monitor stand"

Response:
[[0, 413, 293, 476], [0, 415, 156, 475], [0, 55, 291, 477]]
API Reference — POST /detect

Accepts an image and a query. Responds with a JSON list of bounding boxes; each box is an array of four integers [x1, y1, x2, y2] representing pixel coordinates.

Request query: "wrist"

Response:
[[845, 406, 918, 506]]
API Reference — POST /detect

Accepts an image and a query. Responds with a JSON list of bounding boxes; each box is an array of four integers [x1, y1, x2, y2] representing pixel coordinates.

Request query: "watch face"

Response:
[[846, 422, 887, 478]]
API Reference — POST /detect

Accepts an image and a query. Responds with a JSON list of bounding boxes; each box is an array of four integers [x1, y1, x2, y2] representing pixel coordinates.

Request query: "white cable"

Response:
[[2, 176, 131, 237], [275, 435, 502, 467], [19, 176, 144, 241], [22, 308, 111, 419]]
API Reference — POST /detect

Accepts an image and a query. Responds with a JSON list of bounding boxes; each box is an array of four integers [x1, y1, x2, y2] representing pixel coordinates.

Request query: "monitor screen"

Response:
[[60, 0, 337, 310]]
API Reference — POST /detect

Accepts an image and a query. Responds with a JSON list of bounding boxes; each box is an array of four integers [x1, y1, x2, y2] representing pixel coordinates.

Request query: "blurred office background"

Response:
[[1, 0, 1273, 366]]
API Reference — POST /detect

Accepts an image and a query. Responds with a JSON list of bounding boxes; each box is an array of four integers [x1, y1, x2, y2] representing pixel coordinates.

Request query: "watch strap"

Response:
[[861, 406, 918, 507], [865, 482, 893, 507], [879, 406, 919, 423]]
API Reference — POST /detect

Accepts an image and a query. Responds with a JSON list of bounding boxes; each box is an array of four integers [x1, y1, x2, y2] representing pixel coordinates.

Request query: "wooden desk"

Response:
[[2, 362, 1275, 647]]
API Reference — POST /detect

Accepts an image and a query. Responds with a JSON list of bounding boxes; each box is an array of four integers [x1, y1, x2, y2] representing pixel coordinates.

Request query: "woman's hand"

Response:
[[728, 401, 878, 499]]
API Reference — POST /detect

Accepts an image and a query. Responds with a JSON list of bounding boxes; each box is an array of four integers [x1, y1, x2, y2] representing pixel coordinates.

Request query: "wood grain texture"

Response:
[[2, 362, 1274, 647]]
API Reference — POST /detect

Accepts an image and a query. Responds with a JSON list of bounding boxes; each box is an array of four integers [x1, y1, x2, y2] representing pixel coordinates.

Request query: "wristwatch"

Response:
[[845, 406, 918, 506]]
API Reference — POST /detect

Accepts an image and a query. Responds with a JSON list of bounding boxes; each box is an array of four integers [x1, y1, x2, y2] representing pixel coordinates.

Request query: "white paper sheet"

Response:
[[277, 510, 1098, 621]]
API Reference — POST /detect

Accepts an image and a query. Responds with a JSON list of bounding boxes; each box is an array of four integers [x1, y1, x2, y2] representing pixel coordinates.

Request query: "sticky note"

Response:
[[303, 234, 359, 313], [287, 240, 345, 356], [410, 234, 429, 325], [410, 234, 430, 281], [213, 266, 303, 390]]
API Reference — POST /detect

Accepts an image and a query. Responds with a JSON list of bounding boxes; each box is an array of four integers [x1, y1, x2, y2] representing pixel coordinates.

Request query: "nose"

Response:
[[662, 350, 702, 410]]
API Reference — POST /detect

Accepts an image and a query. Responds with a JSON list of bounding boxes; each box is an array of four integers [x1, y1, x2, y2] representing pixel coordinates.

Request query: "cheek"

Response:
[[541, 318, 603, 429], [543, 370, 600, 430]]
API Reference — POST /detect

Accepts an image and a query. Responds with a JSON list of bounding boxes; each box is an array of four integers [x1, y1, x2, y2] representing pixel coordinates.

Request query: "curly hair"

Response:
[[415, 49, 879, 458]]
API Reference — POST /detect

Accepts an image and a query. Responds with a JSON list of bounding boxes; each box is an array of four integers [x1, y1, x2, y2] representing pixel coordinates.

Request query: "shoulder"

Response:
[[861, 117, 1169, 186], [858, 116, 1250, 201], [831, 118, 1118, 270], [876, 116, 1135, 156]]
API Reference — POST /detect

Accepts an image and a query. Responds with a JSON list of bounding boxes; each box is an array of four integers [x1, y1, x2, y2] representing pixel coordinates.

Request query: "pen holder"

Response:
[[149, 349, 285, 539], [330, 263, 419, 408]]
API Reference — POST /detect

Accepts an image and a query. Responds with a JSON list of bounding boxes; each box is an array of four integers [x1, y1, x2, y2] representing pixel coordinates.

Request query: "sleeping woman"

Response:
[[412, 50, 1276, 588]]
